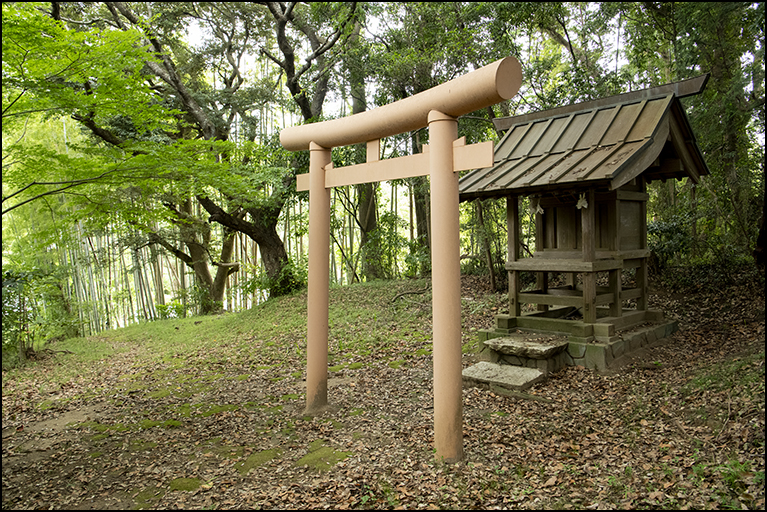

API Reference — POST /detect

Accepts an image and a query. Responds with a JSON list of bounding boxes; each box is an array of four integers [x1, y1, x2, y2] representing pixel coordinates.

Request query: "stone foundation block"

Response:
[[478, 345, 500, 363], [611, 340, 626, 359], [584, 344, 612, 372], [484, 337, 569, 359], [568, 336, 595, 344], [568, 342, 587, 359]]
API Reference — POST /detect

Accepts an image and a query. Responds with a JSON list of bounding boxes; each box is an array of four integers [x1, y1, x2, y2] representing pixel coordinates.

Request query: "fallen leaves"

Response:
[[2, 276, 765, 509]]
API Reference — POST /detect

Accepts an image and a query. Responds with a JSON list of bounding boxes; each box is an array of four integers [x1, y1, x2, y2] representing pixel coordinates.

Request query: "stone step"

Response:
[[483, 335, 569, 359], [462, 361, 545, 392]]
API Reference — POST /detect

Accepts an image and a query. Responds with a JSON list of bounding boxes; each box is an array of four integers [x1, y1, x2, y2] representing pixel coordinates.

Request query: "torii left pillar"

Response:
[[305, 141, 332, 413], [428, 111, 463, 461]]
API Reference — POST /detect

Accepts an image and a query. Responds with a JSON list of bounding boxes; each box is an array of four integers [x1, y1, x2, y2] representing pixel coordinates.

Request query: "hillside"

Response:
[[2, 273, 764, 509]]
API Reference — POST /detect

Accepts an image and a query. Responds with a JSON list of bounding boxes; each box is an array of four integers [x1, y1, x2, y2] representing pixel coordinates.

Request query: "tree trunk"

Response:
[[755, 191, 766, 266], [411, 134, 431, 275], [209, 228, 239, 311], [346, 21, 384, 281], [357, 182, 383, 280], [476, 200, 497, 291]]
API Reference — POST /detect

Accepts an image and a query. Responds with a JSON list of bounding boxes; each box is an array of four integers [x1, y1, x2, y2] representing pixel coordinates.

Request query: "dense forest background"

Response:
[[2, 2, 764, 366]]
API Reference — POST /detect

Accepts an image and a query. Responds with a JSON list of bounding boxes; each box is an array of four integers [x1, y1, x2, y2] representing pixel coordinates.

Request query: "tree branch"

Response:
[[2, 167, 136, 216]]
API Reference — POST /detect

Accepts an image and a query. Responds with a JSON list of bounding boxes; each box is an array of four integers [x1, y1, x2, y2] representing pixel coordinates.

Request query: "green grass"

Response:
[[0, 278, 467, 403], [683, 350, 765, 394]]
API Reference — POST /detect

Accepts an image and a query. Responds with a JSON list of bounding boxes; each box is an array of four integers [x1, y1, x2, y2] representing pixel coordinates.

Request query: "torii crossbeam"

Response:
[[280, 57, 521, 462]]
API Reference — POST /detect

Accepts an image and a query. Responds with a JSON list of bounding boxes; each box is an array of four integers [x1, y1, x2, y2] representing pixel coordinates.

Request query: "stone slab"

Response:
[[483, 335, 569, 359], [462, 361, 545, 391]]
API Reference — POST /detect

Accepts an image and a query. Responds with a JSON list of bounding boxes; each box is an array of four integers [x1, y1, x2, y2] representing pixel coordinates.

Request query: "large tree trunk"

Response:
[[148, 198, 239, 314], [347, 21, 384, 281], [209, 229, 239, 310], [755, 192, 766, 267], [196, 195, 295, 298], [410, 133, 431, 275], [357, 182, 383, 280], [256, 224, 295, 296]]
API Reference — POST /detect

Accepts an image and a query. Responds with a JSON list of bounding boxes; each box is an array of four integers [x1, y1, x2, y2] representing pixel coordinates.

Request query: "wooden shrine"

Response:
[[459, 76, 710, 342]]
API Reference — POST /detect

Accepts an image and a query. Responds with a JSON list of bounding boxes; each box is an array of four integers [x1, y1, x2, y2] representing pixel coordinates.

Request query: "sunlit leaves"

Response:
[[1, 2, 171, 132]]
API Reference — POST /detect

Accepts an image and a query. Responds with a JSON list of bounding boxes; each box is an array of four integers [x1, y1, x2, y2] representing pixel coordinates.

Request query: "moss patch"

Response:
[[75, 420, 130, 433], [237, 448, 281, 474], [133, 486, 166, 509], [129, 439, 158, 452], [147, 388, 172, 399], [296, 440, 352, 471], [199, 404, 239, 417], [36, 399, 58, 411], [168, 477, 201, 492], [322, 418, 345, 429], [388, 359, 405, 369]]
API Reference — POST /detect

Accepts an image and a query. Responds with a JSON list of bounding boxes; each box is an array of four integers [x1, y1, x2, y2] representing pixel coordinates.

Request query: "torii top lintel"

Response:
[[279, 57, 522, 152]]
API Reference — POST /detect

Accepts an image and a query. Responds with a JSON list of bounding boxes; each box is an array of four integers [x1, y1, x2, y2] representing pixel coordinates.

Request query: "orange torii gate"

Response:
[[280, 57, 521, 462]]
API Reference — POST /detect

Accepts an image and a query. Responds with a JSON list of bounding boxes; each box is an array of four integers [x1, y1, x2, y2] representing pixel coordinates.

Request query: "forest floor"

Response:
[[2, 268, 765, 510]]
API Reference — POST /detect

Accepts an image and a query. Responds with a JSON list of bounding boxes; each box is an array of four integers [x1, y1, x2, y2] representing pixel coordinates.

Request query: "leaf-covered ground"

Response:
[[2, 271, 764, 510]]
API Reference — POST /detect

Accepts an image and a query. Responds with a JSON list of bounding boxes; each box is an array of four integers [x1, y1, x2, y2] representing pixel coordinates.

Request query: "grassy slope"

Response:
[[3, 279, 437, 394]]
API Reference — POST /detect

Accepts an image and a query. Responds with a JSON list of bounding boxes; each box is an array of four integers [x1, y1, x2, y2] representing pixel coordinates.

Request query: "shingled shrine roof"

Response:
[[459, 75, 710, 201]]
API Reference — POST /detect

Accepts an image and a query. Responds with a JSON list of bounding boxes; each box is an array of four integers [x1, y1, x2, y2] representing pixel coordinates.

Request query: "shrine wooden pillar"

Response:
[[429, 111, 463, 462], [581, 189, 597, 323], [507, 196, 521, 317]]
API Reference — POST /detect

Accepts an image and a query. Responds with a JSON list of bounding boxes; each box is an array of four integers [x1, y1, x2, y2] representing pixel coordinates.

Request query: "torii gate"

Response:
[[280, 57, 521, 462]]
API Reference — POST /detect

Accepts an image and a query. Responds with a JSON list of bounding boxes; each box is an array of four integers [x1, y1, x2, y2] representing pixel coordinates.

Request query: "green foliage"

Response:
[[647, 212, 695, 272], [404, 237, 430, 279], [361, 211, 408, 280], [2, 270, 30, 367], [2, 2, 169, 130], [1, 267, 79, 369], [156, 301, 186, 320], [240, 260, 307, 300], [626, 2, 765, 266]]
